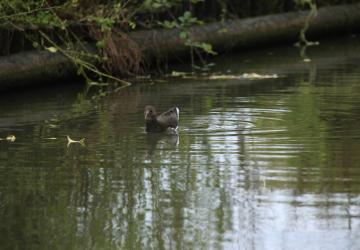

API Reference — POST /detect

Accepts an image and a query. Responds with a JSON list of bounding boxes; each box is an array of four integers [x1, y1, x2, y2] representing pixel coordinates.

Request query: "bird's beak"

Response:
[[144, 110, 150, 120]]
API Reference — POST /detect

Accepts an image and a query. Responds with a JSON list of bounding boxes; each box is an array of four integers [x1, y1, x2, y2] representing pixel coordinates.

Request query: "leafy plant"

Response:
[[294, 0, 319, 46], [158, 10, 217, 71], [0, 0, 137, 88]]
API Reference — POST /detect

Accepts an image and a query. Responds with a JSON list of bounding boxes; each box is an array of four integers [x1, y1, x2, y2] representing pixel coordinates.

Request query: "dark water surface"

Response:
[[1, 36, 360, 249]]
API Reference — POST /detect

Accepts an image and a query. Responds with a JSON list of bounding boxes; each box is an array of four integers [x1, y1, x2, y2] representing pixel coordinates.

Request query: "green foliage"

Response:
[[178, 11, 217, 70], [294, 0, 318, 46], [189, 42, 217, 55], [178, 11, 203, 26], [143, 0, 181, 12], [158, 20, 178, 29], [158, 9, 217, 70], [0, 0, 136, 87]]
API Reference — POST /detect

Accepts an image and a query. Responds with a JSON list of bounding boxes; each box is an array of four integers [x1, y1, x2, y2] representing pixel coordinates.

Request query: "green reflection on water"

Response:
[[1, 37, 360, 249]]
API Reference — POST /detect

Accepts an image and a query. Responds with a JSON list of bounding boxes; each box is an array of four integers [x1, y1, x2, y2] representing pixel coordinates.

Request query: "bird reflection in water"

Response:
[[145, 131, 179, 160]]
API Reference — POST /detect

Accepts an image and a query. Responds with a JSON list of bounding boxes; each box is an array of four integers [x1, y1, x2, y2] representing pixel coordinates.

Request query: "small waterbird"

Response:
[[144, 105, 179, 132]]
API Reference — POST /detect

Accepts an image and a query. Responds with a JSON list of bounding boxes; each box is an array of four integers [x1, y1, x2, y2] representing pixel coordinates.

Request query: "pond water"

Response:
[[1, 36, 360, 249]]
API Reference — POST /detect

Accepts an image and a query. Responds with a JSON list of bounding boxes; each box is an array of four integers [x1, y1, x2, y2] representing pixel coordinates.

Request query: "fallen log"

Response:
[[0, 45, 97, 89], [0, 3, 359, 89], [0, 50, 77, 89], [130, 3, 360, 59]]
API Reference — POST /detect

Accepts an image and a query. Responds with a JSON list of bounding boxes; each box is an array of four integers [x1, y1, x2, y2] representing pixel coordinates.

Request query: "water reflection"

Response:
[[145, 132, 179, 159], [1, 37, 360, 249]]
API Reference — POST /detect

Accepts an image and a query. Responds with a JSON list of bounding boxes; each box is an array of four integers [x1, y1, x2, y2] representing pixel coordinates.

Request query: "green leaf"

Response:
[[200, 43, 217, 55], [180, 31, 188, 40], [96, 40, 106, 48], [129, 21, 136, 29], [158, 20, 178, 29], [183, 11, 191, 19], [152, 2, 163, 9]]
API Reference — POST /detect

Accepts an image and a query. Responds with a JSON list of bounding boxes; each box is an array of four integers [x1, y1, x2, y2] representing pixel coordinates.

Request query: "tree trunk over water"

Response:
[[0, 46, 96, 89], [130, 3, 360, 59], [0, 50, 76, 89], [0, 3, 359, 89]]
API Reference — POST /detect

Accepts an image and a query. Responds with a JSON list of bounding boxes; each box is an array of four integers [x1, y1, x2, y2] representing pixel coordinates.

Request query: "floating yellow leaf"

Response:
[[208, 73, 279, 80], [67, 135, 85, 147], [6, 135, 16, 142], [168, 71, 280, 80], [171, 71, 190, 77], [208, 75, 238, 80], [242, 73, 279, 79]]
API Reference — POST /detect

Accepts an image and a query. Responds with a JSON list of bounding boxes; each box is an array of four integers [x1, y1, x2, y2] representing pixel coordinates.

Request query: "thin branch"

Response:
[[39, 30, 132, 87]]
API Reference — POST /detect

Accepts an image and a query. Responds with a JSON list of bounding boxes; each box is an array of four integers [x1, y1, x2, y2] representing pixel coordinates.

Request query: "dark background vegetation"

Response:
[[2, 0, 359, 54], [1, 0, 359, 80]]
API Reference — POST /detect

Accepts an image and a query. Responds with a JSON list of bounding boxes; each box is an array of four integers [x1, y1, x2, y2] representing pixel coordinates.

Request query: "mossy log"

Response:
[[0, 3, 359, 89]]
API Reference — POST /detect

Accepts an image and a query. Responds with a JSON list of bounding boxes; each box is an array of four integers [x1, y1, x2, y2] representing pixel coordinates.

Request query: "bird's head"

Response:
[[144, 105, 157, 121]]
